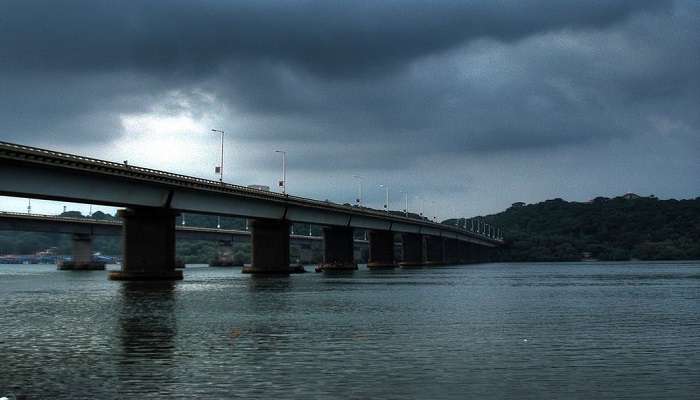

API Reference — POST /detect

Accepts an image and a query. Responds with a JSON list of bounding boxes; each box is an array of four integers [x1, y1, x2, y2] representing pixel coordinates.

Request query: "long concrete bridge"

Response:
[[0, 141, 503, 280]]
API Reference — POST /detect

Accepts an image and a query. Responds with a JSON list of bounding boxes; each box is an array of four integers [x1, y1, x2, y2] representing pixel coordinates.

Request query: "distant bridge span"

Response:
[[0, 211, 330, 243]]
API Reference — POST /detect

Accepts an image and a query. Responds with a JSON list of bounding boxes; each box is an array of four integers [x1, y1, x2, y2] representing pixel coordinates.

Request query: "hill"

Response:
[[447, 195, 700, 262]]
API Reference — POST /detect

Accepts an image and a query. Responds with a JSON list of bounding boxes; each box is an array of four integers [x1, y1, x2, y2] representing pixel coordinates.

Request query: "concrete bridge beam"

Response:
[[318, 226, 357, 271], [242, 219, 291, 274], [367, 230, 397, 269], [58, 233, 106, 271], [399, 233, 424, 268], [425, 236, 445, 266], [109, 208, 182, 280]]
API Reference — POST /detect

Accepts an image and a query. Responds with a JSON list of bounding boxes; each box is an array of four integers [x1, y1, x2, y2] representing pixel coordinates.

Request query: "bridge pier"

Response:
[[318, 226, 357, 271], [469, 243, 483, 263], [477, 246, 494, 263], [209, 240, 239, 267], [58, 233, 106, 270], [109, 208, 182, 281], [425, 236, 445, 266], [458, 241, 469, 264], [444, 238, 460, 265], [242, 219, 291, 274], [367, 230, 396, 269], [399, 233, 424, 268]]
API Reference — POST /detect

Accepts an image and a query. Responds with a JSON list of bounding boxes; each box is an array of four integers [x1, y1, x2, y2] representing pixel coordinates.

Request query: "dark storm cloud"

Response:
[[207, 1, 700, 171], [1, 0, 669, 77]]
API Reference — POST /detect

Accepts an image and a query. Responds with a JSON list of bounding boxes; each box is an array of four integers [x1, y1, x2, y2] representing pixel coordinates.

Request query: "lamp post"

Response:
[[211, 129, 225, 229], [378, 184, 389, 214], [416, 195, 424, 219], [401, 191, 408, 217], [353, 175, 363, 207], [275, 150, 287, 195], [211, 129, 224, 183]]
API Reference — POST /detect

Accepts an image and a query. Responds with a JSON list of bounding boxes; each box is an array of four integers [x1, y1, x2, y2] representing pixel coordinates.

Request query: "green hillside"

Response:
[[449, 195, 700, 262]]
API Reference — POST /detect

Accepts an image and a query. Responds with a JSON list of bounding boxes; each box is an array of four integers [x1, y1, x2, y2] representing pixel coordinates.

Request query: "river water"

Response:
[[1, 262, 698, 399]]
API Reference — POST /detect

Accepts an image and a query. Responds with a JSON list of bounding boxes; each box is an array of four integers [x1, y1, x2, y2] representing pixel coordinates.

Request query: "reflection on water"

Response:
[[0, 262, 699, 399], [115, 282, 178, 397]]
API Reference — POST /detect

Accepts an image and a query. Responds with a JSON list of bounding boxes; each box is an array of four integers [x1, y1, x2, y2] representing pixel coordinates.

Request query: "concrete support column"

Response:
[[478, 246, 494, 263], [399, 233, 424, 268], [73, 233, 93, 264], [467, 243, 481, 263], [367, 230, 397, 269], [242, 219, 291, 274], [109, 208, 182, 281], [444, 239, 459, 265], [458, 241, 469, 264], [210, 240, 238, 267], [425, 236, 445, 266], [58, 233, 106, 270], [318, 226, 357, 271]]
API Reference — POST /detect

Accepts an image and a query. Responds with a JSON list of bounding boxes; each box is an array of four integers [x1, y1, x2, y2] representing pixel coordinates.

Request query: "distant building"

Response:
[[247, 185, 270, 192]]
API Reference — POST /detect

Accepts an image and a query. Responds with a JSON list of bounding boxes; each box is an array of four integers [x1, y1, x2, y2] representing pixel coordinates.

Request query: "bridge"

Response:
[[0, 141, 503, 280], [0, 211, 356, 268]]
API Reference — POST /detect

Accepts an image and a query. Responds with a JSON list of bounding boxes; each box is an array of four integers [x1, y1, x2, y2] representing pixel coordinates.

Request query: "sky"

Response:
[[1, 0, 698, 220]]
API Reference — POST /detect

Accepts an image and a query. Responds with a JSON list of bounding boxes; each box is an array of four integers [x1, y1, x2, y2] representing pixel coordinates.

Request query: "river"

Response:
[[1, 261, 699, 399]]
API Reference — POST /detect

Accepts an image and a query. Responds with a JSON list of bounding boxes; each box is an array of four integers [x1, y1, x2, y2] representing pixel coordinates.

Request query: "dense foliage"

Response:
[[456, 195, 700, 261]]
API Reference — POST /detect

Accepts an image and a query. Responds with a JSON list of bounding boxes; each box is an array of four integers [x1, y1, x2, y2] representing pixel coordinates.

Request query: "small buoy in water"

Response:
[[522, 339, 528, 342]]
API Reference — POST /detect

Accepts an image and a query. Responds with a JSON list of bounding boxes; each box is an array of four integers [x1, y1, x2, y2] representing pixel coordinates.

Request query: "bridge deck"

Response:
[[0, 141, 501, 246]]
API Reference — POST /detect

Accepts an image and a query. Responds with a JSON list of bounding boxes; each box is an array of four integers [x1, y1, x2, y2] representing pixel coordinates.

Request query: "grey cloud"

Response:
[[210, 2, 700, 166], [1, 0, 670, 78]]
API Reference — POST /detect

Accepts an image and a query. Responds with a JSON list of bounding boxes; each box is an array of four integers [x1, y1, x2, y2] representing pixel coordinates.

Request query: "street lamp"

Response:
[[378, 184, 389, 214], [353, 175, 363, 207], [401, 191, 408, 217], [211, 129, 225, 183], [415, 195, 424, 219], [275, 150, 287, 195], [211, 128, 224, 229]]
